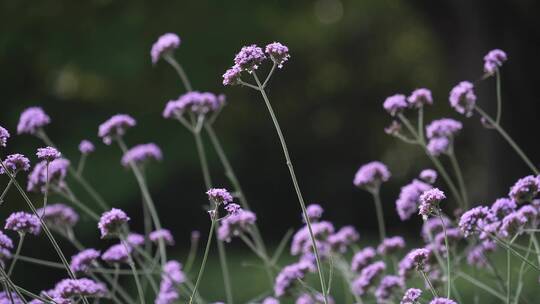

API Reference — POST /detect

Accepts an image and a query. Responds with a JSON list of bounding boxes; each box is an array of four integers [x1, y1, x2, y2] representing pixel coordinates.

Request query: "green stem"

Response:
[[163, 54, 193, 91], [120, 238, 146, 304], [448, 150, 469, 208], [193, 131, 213, 189], [0, 178, 14, 204], [77, 154, 87, 176], [7, 234, 25, 276], [506, 244, 511, 304], [437, 210, 451, 298], [253, 72, 328, 304], [420, 270, 438, 298], [495, 69, 502, 124], [457, 271, 505, 301], [110, 264, 120, 300], [371, 191, 386, 242], [184, 233, 199, 274]]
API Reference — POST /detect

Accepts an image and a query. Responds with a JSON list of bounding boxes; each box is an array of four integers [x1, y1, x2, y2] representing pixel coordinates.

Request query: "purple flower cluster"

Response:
[[396, 179, 432, 221], [97, 208, 130, 238], [54, 278, 108, 298], [383, 94, 408, 116], [425, 118, 462, 156], [98, 114, 136, 145], [429, 298, 457, 304], [401, 288, 422, 304], [79, 140, 95, 154], [449, 81, 476, 117], [483, 49, 507, 75], [217, 210, 257, 242], [305, 204, 324, 222], [291, 221, 334, 256], [70, 248, 100, 273], [408, 88, 433, 108], [0, 230, 13, 261], [328, 225, 359, 253], [101, 243, 130, 264], [149, 229, 175, 246], [404, 248, 430, 270], [375, 275, 404, 302], [422, 215, 451, 242], [127, 233, 145, 247], [274, 260, 314, 297], [234, 45, 266, 72], [224, 203, 241, 215], [458, 206, 492, 237], [37, 203, 79, 230], [5, 212, 41, 235], [121, 143, 163, 167], [17, 107, 51, 135], [266, 42, 290, 68], [27, 158, 70, 192], [163, 91, 225, 118], [151, 33, 181, 64], [36, 146, 61, 161], [509, 175, 540, 203], [0, 291, 23, 304], [419, 169, 437, 184], [377, 236, 406, 255], [206, 188, 234, 204], [352, 261, 386, 296], [262, 297, 279, 304], [296, 293, 334, 304], [418, 188, 446, 219], [155, 260, 186, 304], [353, 161, 391, 191], [0, 126, 9, 147], [351, 247, 376, 272], [0, 154, 30, 174]]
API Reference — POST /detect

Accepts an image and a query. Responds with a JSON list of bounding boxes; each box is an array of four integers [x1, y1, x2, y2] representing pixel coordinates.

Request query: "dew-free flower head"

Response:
[[459, 206, 491, 237], [217, 210, 257, 242], [377, 236, 406, 255], [17, 107, 51, 135], [222, 65, 243, 86], [483, 49, 507, 75], [98, 208, 130, 238], [408, 88, 433, 108], [396, 179, 432, 221], [265, 42, 290, 68], [420, 169, 437, 184], [449, 81, 476, 117], [305, 204, 324, 222], [101, 243, 130, 264], [98, 114, 136, 145], [27, 159, 69, 192], [206, 188, 233, 205], [0, 126, 9, 147], [54, 278, 108, 298], [79, 140, 95, 154], [405, 248, 430, 270], [5, 212, 41, 235], [234, 44, 266, 72], [353, 161, 391, 191], [427, 137, 450, 156], [163, 91, 225, 118], [274, 260, 314, 297], [383, 94, 408, 116], [121, 143, 163, 167], [36, 146, 61, 162], [127, 233, 145, 247], [37, 204, 79, 230], [426, 118, 463, 139], [375, 275, 404, 302], [151, 33, 181, 64], [0, 154, 30, 174], [509, 175, 540, 203], [149, 229, 175, 246], [401, 288, 422, 304], [70, 249, 100, 273], [490, 198, 517, 220], [328, 225, 359, 253], [429, 298, 457, 304], [351, 247, 376, 272], [352, 261, 386, 296], [418, 188, 446, 219]]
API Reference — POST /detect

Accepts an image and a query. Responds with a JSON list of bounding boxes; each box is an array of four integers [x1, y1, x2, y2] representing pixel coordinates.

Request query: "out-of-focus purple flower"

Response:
[[79, 140, 95, 154], [383, 94, 408, 116], [377, 236, 406, 255], [101, 243, 130, 264], [420, 169, 437, 184], [498, 211, 527, 238], [27, 159, 70, 193], [98, 208, 130, 238], [17, 107, 51, 135], [419, 188, 446, 219], [509, 175, 540, 204], [449, 81, 476, 117], [353, 161, 391, 191], [352, 261, 386, 296], [396, 179, 432, 221], [483, 49, 507, 75], [422, 215, 451, 242], [375, 275, 404, 302], [328, 226, 359, 253], [225, 203, 242, 215], [490, 198, 517, 220], [98, 114, 136, 145], [518, 205, 538, 226], [404, 248, 431, 270], [149, 229, 175, 246], [127, 233, 145, 247], [163, 91, 225, 119], [427, 137, 450, 156], [0, 126, 9, 147], [429, 298, 457, 304], [0, 230, 13, 261], [408, 88, 433, 108], [217, 210, 257, 242], [36, 146, 61, 162], [54, 278, 108, 298], [222, 65, 243, 86], [262, 297, 279, 304], [426, 119, 463, 139], [206, 188, 233, 205], [274, 260, 314, 297], [295, 293, 334, 304], [0, 154, 30, 174], [121, 143, 163, 167], [0, 291, 23, 304], [191, 230, 201, 241], [401, 288, 422, 304], [351, 247, 376, 272], [70, 249, 100, 273], [151, 33, 181, 64], [5, 212, 41, 235], [234, 45, 266, 72], [155, 260, 186, 304], [434, 228, 462, 250], [305, 204, 324, 223], [37, 204, 78, 230], [467, 241, 496, 269], [459, 206, 491, 237], [291, 221, 334, 256], [384, 120, 402, 136], [265, 42, 290, 68]]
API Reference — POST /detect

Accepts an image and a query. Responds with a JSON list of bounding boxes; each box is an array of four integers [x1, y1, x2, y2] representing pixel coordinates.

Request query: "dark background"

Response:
[[1, 0, 539, 301]]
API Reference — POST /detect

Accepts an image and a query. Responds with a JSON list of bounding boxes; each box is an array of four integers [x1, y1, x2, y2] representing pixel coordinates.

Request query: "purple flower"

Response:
[[401, 288, 422, 304], [427, 137, 450, 156], [295, 293, 334, 304], [396, 179, 432, 221], [449, 81, 476, 117], [217, 210, 257, 242], [151, 33, 181, 64], [429, 298, 457, 304], [101, 243, 130, 264], [383, 94, 408, 116], [224, 203, 242, 215], [351, 247, 376, 272], [127, 233, 145, 247], [483, 49, 507, 75], [517, 205, 538, 225], [54, 278, 108, 298], [434, 228, 462, 248], [0, 230, 13, 261], [509, 175, 540, 203], [490, 198, 517, 220], [352, 261, 386, 296], [0, 126, 9, 147], [467, 241, 496, 268], [426, 119, 462, 139], [98, 208, 130, 238], [422, 215, 451, 242], [222, 65, 243, 86], [291, 221, 334, 255], [163, 91, 225, 118], [405, 248, 431, 270], [70, 249, 100, 273], [27, 158, 70, 192], [5, 212, 41, 235], [265, 42, 290, 68], [149, 229, 175, 246], [498, 211, 527, 238], [384, 120, 402, 136], [408, 88, 433, 108], [375, 275, 404, 302], [98, 114, 136, 145], [328, 226, 359, 253], [121, 143, 163, 167], [0, 291, 23, 304], [420, 169, 437, 184], [79, 140, 95, 154], [353, 161, 391, 191], [262, 297, 279, 304], [206, 188, 233, 204], [234, 44, 266, 72], [419, 188, 446, 219], [377, 236, 406, 255], [0, 154, 30, 174], [156, 260, 186, 304], [274, 260, 314, 297], [17, 107, 51, 135], [37, 203, 79, 230], [36, 146, 61, 162], [305, 204, 324, 222], [459, 206, 491, 237]]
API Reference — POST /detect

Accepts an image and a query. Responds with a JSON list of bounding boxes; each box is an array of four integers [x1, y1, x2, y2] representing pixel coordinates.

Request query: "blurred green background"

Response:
[[1, 0, 540, 302]]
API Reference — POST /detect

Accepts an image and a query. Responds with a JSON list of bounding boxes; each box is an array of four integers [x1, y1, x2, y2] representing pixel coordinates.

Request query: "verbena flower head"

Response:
[[151, 33, 181, 64], [408, 88, 433, 108], [17, 107, 51, 135], [509, 175, 540, 203], [163, 91, 225, 118], [396, 179, 432, 221], [383, 94, 408, 116], [517, 204, 538, 226], [5, 212, 41, 235], [121, 143, 163, 167], [377, 236, 406, 255], [70, 249, 100, 273], [291, 221, 334, 255], [449, 81, 476, 117], [79, 140, 95, 154], [351, 247, 376, 272], [0, 154, 30, 174], [375, 275, 404, 302], [206, 188, 233, 205], [98, 114, 136, 145], [127, 233, 145, 247], [483, 49, 507, 75], [353, 161, 391, 191], [401, 288, 422, 304], [274, 260, 314, 297], [419, 188, 445, 219], [328, 225, 359, 253], [498, 211, 527, 238], [0, 126, 9, 147], [222, 65, 243, 86], [101, 243, 130, 264], [405, 248, 430, 270], [427, 137, 450, 156], [36, 146, 61, 162], [0, 291, 23, 304], [27, 158, 69, 192], [426, 118, 462, 139], [265, 42, 290, 68], [224, 203, 242, 215], [156, 260, 186, 304], [262, 297, 279, 304], [0, 230, 13, 261], [459, 206, 491, 237], [54, 278, 108, 298], [218, 210, 257, 242], [234, 44, 266, 72], [98, 208, 130, 238], [384, 120, 402, 136], [422, 215, 451, 242], [149, 229, 175, 246], [490, 197, 517, 220], [37, 203, 79, 231], [420, 169, 437, 184], [305, 204, 324, 222], [296, 293, 334, 304], [429, 298, 457, 304], [352, 261, 386, 296]]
